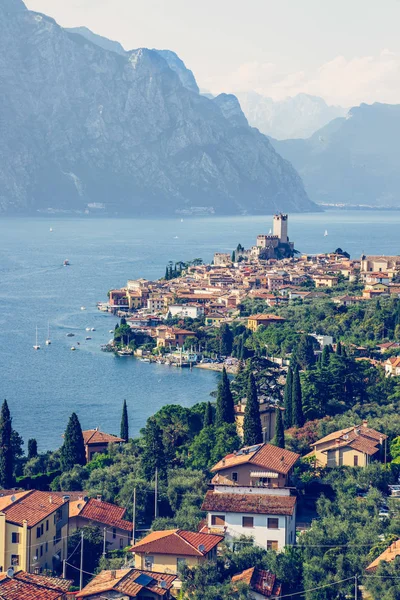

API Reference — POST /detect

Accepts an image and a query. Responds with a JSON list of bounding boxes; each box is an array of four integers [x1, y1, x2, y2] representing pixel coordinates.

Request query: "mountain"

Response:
[[0, 1, 316, 216], [236, 92, 347, 140], [66, 26, 126, 55], [271, 103, 400, 207]]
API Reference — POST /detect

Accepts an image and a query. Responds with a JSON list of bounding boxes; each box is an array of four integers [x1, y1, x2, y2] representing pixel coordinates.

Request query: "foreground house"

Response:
[[82, 429, 125, 462], [130, 529, 223, 574], [0, 490, 69, 573], [211, 443, 300, 488], [365, 539, 400, 572], [76, 568, 176, 599], [307, 422, 388, 468], [0, 570, 72, 599], [69, 496, 133, 550], [232, 567, 282, 599], [202, 489, 296, 550]]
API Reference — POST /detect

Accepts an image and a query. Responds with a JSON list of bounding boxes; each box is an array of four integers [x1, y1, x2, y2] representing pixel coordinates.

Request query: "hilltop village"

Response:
[[0, 215, 399, 598]]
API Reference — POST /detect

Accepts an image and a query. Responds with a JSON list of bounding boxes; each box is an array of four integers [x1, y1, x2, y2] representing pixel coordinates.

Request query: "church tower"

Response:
[[273, 213, 288, 243]]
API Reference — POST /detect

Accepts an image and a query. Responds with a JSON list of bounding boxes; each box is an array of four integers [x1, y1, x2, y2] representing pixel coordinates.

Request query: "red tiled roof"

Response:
[[248, 314, 285, 322], [3, 491, 66, 527], [130, 529, 223, 556], [77, 569, 176, 598], [0, 571, 72, 600], [211, 443, 299, 475], [366, 539, 400, 572], [232, 567, 281, 598], [12, 572, 72, 592], [82, 430, 124, 445], [79, 498, 132, 532], [202, 491, 296, 516]]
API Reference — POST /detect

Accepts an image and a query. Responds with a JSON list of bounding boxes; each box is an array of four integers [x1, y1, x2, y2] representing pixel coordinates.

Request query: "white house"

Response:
[[310, 333, 333, 348], [167, 304, 204, 319], [385, 357, 400, 377], [201, 487, 296, 551]]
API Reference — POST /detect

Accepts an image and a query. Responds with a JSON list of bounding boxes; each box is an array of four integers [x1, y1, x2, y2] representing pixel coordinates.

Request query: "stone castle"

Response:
[[241, 214, 295, 261]]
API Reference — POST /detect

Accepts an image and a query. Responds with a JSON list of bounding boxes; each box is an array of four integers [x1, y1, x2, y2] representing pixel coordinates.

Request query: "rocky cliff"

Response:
[[0, 0, 316, 216]]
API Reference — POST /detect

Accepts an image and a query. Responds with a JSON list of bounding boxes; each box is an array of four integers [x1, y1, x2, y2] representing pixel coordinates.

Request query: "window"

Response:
[[177, 558, 187, 571], [242, 516, 254, 528], [11, 555, 19, 566], [144, 556, 154, 571], [112, 528, 117, 539], [40, 545, 43, 557], [120, 538, 124, 549], [267, 541, 279, 551], [232, 472, 238, 482], [41, 523, 44, 536], [354, 455, 359, 466], [45, 542, 48, 553], [53, 536, 56, 547], [46, 520, 49, 531], [36, 527, 41, 539], [267, 518, 279, 529], [11, 532, 20, 544], [211, 515, 225, 526]]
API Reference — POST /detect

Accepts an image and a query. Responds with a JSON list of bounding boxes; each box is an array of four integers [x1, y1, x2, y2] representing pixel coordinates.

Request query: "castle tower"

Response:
[[273, 213, 288, 243]]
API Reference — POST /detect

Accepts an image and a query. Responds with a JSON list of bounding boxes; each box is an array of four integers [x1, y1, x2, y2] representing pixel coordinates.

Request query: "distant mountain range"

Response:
[[271, 103, 400, 208], [0, 0, 315, 216], [235, 92, 348, 140]]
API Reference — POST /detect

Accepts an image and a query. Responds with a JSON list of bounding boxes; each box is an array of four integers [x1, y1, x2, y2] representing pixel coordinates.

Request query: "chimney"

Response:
[[335, 439, 341, 446], [110, 570, 116, 579], [97, 494, 102, 502], [362, 420, 368, 428], [49, 495, 53, 504]]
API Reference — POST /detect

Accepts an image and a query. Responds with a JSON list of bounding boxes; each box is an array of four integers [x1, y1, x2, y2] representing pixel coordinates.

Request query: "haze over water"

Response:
[[1, 211, 399, 451]]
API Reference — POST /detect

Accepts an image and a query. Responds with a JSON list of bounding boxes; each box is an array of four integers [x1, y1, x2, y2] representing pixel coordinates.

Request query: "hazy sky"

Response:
[[25, 0, 400, 106]]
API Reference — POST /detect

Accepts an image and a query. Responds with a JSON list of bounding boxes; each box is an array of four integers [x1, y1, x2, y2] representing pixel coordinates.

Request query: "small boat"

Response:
[[85, 336, 92, 340], [109, 330, 114, 333], [33, 326, 40, 350], [70, 346, 76, 351], [80, 306, 86, 311], [63, 259, 70, 266], [49, 227, 53, 232], [141, 358, 150, 363], [173, 236, 179, 239], [91, 328, 96, 332], [66, 333, 75, 337], [86, 327, 91, 332], [45, 322, 51, 345], [324, 230, 328, 237], [180, 219, 184, 223]]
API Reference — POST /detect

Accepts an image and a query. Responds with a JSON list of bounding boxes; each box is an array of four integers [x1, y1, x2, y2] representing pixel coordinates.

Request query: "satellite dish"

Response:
[[10, 496, 16, 503], [198, 544, 206, 553], [160, 581, 167, 589], [7, 568, 14, 578]]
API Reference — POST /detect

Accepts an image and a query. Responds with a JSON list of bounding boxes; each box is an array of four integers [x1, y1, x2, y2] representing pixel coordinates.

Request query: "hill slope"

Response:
[[0, 0, 315, 216]]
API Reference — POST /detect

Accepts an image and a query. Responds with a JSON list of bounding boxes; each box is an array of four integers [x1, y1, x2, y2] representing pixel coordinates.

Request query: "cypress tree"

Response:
[[61, 412, 86, 471], [141, 417, 166, 480], [273, 408, 285, 449], [0, 400, 13, 488], [321, 345, 332, 367], [292, 367, 305, 428], [231, 250, 235, 262], [120, 399, 129, 441], [215, 368, 235, 426], [165, 266, 169, 280], [243, 373, 263, 446], [336, 341, 342, 355], [27, 438, 38, 460], [283, 368, 293, 429], [203, 402, 213, 428]]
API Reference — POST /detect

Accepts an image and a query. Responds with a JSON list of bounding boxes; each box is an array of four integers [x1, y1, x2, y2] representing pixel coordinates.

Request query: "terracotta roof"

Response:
[[78, 498, 133, 531], [314, 424, 387, 447], [131, 529, 223, 556], [0, 491, 30, 512], [77, 569, 176, 598], [366, 539, 400, 572], [232, 567, 281, 598], [202, 491, 296, 516], [3, 491, 67, 527], [82, 430, 124, 445], [211, 443, 300, 475], [0, 571, 72, 600], [248, 314, 285, 322]]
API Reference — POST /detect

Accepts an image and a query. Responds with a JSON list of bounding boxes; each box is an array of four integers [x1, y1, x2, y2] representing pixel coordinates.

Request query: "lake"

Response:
[[0, 210, 399, 451]]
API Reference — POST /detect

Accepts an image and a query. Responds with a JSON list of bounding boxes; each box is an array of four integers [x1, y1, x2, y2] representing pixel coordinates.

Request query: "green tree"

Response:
[[273, 408, 285, 448], [292, 335, 316, 370], [215, 368, 235, 426], [27, 438, 38, 459], [283, 367, 293, 429], [321, 345, 332, 367], [243, 374, 262, 446], [67, 526, 104, 586], [219, 323, 234, 356], [336, 340, 342, 355], [60, 412, 86, 471], [292, 367, 305, 427], [0, 400, 13, 488], [141, 417, 166, 480], [120, 399, 129, 441], [203, 402, 213, 428]]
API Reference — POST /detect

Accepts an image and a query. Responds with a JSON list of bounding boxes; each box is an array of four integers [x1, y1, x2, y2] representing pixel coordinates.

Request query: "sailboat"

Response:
[[324, 229, 328, 237], [45, 323, 51, 345], [49, 227, 53, 232], [33, 326, 40, 350]]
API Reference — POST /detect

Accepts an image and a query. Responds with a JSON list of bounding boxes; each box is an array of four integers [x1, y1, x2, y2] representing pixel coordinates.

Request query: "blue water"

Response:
[[0, 211, 399, 451]]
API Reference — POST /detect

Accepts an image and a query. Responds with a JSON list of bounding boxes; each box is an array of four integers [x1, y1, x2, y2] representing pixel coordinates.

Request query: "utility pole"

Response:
[[154, 467, 158, 519], [354, 574, 358, 600], [132, 487, 136, 546], [79, 530, 84, 591], [103, 527, 107, 558]]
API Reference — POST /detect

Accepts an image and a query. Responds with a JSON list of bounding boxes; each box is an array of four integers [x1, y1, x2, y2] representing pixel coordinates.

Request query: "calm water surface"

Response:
[[0, 211, 399, 450]]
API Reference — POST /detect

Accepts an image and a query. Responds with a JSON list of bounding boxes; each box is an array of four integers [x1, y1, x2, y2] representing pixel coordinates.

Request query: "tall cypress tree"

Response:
[[61, 412, 86, 471], [215, 368, 235, 426], [243, 373, 263, 446], [27, 438, 38, 460], [273, 408, 285, 449], [336, 341, 342, 356], [120, 399, 129, 441], [203, 402, 213, 428], [0, 400, 13, 488], [141, 417, 166, 480], [283, 368, 293, 429], [292, 367, 305, 428], [321, 345, 332, 367]]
